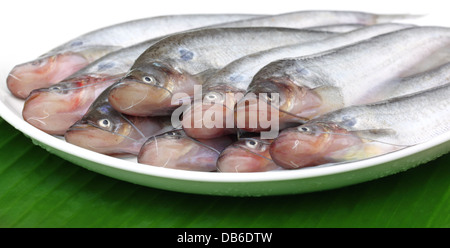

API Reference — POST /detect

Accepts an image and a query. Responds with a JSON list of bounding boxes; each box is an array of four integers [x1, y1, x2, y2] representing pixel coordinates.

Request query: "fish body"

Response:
[[108, 27, 336, 116], [270, 82, 450, 169], [7, 14, 262, 99], [65, 86, 173, 155], [183, 23, 412, 139], [138, 129, 233, 171], [240, 26, 450, 132], [215, 10, 414, 29], [371, 61, 450, 100]]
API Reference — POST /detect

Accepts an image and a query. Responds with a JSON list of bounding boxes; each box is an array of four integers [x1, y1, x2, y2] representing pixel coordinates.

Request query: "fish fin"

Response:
[[311, 85, 345, 110]]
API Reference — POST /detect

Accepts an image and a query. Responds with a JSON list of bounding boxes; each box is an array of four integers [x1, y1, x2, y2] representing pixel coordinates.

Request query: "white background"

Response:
[[0, 0, 448, 82]]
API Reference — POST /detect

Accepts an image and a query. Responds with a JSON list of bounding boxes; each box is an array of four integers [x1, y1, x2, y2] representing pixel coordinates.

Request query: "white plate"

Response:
[[1, 4, 450, 196], [1, 81, 449, 196]]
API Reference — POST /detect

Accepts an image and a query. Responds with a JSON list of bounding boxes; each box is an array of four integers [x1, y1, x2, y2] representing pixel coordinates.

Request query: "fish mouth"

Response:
[[217, 141, 276, 173], [138, 134, 219, 172], [269, 124, 364, 169], [7, 53, 89, 99], [181, 95, 237, 139], [108, 79, 174, 116], [269, 130, 325, 169], [22, 89, 89, 135], [65, 121, 138, 155], [234, 92, 284, 132]]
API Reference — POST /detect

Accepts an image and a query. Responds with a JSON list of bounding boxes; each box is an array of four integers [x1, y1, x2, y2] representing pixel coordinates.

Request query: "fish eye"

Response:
[[98, 118, 111, 129], [49, 85, 67, 94], [245, 139, 258, 149], [166, 131, 182, 139], [143, 76, 155, 84], [263, 92, 278, 103], [298, 126, 310, 132], [204, 92, 222, 102]]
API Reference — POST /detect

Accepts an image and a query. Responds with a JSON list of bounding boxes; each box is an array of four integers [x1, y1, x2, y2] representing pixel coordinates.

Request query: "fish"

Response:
[[64, 86, 173, 156], [138, 129, 234, 171], [22, 38, 163, 136], [182, 23, 412, 139], [21, 15, 384, 136], [107, 9, 418, 117], [215, 10, 416, 29], [217, 137, 281, 172], [108, 27, 336, 117], [269, 82, 450, 169], [6, 14, 262, 99], [237, 26, 450, 133]]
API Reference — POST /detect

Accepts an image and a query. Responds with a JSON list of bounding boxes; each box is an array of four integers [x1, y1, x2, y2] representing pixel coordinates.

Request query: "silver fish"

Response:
[[108, 27, 336, 116], [215, 10, 416, 29], [182, 23, 412, 139], [7, 14, 261, 99], [270, 82, 450, 169], [239, 26, 450, 132]]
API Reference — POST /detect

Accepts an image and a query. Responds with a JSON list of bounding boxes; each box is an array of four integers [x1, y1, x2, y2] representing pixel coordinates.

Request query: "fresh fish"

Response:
[[138, 129, 233, 171], [182, 23, 412, 139], [21, 18, 376, 136], [6, 14, 262, 99], [237, 26, 450, 132], [64, 87, 173, 156], [269, 83, 450, 169], [22, 38, 163, 135], [215, 10, 416, 29], [108, 27, 336, 116], [217, 137, 281, 172]]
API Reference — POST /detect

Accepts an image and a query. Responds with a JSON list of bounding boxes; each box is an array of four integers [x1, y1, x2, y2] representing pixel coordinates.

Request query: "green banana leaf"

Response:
[[0, 118, 448, 228]]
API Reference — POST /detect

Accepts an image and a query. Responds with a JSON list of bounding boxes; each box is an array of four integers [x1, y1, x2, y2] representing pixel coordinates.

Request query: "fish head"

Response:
[[7, 52, 89, 99], [22, 75, 118, 135], [181, 85, 243, 139], [269, 122, 363, 169], [235, 76, 323, 132], [138, 129, 232, 171], [108, 62, 197, 116], [217, 138, 279, 172], [65, 99, 159, 155], [22, 78, 98, 135]]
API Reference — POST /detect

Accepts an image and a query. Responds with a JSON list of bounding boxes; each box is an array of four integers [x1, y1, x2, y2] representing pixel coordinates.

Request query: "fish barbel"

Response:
[[238, 26, 450, 132], [6, 14, 262, 99], [270, 82, 450, 169]]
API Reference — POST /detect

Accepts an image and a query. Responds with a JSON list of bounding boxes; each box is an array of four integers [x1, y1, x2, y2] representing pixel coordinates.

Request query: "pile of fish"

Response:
[[8, 10, 450, 173]]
